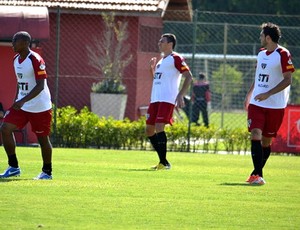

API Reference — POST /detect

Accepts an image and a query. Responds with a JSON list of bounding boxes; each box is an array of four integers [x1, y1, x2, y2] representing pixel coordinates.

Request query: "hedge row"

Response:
[[52, 106, 250, 154]]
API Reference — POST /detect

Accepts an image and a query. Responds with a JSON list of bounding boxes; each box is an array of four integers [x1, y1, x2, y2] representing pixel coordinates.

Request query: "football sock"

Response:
[[42, 163, 52, 176], [157, 131, 168, 166], [148, 134, 159, 151], [148, 134, 163, 163], [262, 145, 271, 168], [8, 154, 19, 168], [251, 140, 263, 177]]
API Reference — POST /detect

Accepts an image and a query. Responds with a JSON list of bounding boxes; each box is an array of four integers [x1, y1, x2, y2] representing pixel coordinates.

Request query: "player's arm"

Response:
[[149, 57, 157, 79], [13, 79, 45, 110], [176, 70, 193, 108], [244, 82, 254, 111], [254, 71, 292, 102]]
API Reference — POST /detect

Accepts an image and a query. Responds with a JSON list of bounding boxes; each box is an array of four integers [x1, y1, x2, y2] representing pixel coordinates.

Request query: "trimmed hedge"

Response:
[[52, 106, 250, 154]]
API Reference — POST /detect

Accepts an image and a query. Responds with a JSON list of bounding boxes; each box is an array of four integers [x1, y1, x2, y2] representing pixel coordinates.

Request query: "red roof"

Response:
[[0, 0, 192, 20]]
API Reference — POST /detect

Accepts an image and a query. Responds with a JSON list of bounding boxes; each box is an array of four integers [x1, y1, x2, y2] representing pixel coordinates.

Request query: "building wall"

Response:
[[39, 13, 162, 120]]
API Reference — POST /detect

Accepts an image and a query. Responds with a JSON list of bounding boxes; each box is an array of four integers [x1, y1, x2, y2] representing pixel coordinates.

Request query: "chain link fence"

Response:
[[164, 11, 300, 129], [40, 10, 300, 146]]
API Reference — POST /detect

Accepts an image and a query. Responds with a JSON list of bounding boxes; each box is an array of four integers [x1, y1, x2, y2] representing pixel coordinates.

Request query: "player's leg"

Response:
[[29, 109, 53, 179], [38, 135, 52, 177], [154, 102, 174, 169], [261, 136, 272, 168], [250, 128, 263, 176], [146, 103, 164, 167], [1, 122, 18, 166], [0, 109, 28, 177], [0, 122, 21, 178], [155, 122, 169, 167], [260, 108, 284, 170], [246, 105, 265, 184]]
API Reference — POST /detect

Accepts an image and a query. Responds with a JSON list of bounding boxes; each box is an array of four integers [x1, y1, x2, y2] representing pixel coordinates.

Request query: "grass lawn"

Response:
[[0, 147, 299, 229], [210, 111, 247, 129], [178, 110, 247, 129]]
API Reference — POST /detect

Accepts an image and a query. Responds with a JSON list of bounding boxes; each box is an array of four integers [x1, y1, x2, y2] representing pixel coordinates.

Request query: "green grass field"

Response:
[[210, 111, 247, 129], [178, 110, 247, 129], [0, 147, 299, 229]]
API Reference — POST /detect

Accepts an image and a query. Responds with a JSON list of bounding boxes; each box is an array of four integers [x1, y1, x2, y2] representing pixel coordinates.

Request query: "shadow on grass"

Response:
[[121, 168, 158, 172], [220, 182, 258, 186], [0, 178, 33, 183]]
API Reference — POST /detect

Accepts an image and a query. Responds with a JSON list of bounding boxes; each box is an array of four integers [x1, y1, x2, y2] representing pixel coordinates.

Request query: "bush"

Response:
[[52, 106, 250, 153]]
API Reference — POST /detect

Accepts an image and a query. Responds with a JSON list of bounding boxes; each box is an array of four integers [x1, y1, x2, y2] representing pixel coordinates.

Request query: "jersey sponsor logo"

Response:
[[261, 63, 267, 69], [18, 82, 29, 90], [154, 72, 162, 79], [258, 74, 269, 83], [17, 73, 23, 79], [39, 64, 46, 70], [258, 84, 269, 88]]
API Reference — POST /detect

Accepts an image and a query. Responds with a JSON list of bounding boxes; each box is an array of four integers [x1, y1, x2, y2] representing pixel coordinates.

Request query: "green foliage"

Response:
[[211, 64, 243, 110], [91, 79, 126, 94], [290, 69, 300, 104], [193, 0, 300, 16], [53, 106, 251, 153]]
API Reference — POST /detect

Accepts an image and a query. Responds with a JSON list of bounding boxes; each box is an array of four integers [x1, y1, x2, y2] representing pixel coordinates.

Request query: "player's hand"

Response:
[[176, 94, 185, 108], [149, 57, 157, 70], [243, 96, 250, 111], [12, 100, 24, 110], [254, 92, 271, 102]]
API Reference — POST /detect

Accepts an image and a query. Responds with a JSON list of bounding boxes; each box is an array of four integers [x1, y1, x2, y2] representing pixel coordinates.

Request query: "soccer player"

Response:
[[0, 31, 53, 180], [244, 22, 295, 185], [146, 33, 193, 170]]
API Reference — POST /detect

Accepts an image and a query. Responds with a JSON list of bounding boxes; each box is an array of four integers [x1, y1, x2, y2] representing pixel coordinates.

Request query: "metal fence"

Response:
[[43, 10, 300, 146], [164, 10, 300, 129]]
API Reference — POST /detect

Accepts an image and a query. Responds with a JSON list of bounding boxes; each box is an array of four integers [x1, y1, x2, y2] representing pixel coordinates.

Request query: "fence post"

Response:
[[53, 6, 61, 145], [221, 23, 228, 129], [187, 10, 198, 152]]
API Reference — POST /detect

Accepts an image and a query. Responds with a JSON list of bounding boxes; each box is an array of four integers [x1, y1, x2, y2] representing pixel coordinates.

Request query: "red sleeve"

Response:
[[279, 49, 295, 73], [173, 54, 190, 73], [29, 54, 47, 79]]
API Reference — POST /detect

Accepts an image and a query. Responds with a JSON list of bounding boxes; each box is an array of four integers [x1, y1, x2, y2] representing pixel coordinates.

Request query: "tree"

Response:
[[193, 0, 300, 15], [290, 69, 300, 104], [211, 64, 243, 109]]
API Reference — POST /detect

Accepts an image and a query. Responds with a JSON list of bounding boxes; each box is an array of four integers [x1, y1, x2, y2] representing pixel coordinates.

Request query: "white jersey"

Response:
[[150, 52, 190, 105], [250, 45, 295, 109], [13, 50, 52, 112]]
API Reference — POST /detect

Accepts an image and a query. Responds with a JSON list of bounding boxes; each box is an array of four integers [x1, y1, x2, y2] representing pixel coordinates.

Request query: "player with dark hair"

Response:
[[0, 31, 53, 180], [147, 33, 193, 170], [244, 22, 295, 185]]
